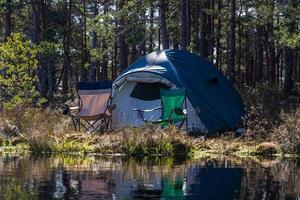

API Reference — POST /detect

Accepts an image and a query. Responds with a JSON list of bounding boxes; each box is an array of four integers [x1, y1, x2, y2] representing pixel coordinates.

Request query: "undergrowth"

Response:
[[0, 85, 299, 157]]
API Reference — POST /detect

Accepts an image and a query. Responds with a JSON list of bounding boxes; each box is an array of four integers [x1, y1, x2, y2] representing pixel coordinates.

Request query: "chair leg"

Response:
[[105, 116, 112, 131], [77, 119, 90, 132], [70, 114, 103, 133], [87, 117, 109, 133], [71, 115, 112, 134], [99, 116, 111, 133], [87, 120, 101, 133], [71, 116, 77, 131], [71, 116, 84, 131], [78, 119, 81, 131], [137, 110, 148, 122]]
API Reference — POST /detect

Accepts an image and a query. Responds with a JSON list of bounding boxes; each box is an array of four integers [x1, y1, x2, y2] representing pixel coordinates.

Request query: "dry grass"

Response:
[[273, 110, 300, 154], [0, 107, 195, 155], [239, 85, 283, 140], [236, 85, 300, 156], [0, 85, 300, 158]]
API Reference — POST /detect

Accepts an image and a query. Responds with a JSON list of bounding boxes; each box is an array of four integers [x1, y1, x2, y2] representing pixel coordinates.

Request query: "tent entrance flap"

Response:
[[130, 82, 170, 101]]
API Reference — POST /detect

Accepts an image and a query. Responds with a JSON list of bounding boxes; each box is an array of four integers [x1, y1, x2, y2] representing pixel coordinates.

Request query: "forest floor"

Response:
[[0, 86, 300, 159]]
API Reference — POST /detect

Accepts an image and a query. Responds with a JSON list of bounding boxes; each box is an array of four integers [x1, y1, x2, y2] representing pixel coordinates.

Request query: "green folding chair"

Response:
[[133, 88, 188, 128]]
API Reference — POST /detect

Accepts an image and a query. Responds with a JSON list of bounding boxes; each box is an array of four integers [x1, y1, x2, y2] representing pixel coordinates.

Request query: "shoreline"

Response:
[[1, 136, 299, 159]]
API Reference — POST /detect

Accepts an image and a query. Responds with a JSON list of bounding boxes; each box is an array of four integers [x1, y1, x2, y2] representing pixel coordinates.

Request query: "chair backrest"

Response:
[[160, 88, 186, 122], [77, 81, 112, 119]]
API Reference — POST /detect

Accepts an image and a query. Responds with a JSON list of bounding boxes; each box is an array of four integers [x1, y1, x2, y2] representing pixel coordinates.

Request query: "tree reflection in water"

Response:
[[0, 155, 299, 200]]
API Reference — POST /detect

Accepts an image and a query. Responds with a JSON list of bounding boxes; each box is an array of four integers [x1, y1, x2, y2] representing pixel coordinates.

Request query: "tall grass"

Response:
[[119, 126, 191, 156], [1, 106, 194, 155], [0, 84, 300, 158]]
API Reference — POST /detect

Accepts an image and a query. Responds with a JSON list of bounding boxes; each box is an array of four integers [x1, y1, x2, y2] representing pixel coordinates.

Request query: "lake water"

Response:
[[0, 155, 299, 200]]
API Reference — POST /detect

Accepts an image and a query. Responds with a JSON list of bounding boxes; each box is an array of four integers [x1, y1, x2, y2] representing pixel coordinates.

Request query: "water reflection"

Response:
[[0, 155, 299, 199]]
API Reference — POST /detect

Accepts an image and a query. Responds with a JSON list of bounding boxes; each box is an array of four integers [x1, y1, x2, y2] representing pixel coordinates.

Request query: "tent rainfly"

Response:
[[111, 49, 245, 134]]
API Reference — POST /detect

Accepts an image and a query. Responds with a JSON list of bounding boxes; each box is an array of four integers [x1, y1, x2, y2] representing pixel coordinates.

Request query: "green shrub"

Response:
[[0, 33, 41, 109]]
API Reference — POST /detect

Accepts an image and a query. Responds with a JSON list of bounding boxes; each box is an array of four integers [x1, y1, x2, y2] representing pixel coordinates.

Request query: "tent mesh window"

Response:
[[130, 82, 170, 101]]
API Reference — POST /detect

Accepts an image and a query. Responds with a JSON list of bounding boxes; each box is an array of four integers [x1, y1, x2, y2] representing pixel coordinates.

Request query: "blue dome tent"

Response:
[[111, 49, 245, 133]]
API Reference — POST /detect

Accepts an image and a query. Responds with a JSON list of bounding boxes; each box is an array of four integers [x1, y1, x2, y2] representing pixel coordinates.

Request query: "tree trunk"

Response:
[[31, 0, 40, 43], [180, 0, 187, 50], [255, 25, 263, 84], [195, 0, 199, 52], [62, 0, 72, 93], [186, 0, 191, 47], [244, 3, 252, 85], [47, 57, 54, 101], [4, 0, 12, 40], [244, 27, 251, 85], [209, 0, 215, 63], [207, 0, 213, 61], [159, 0, 169, 49], [216, 0, 222, 69], [140, 10, 147, 56], [36, 2, 49, 98], [149, 1, 154, 52], [267, 26, 276, 84], [283, 0, 297, 94], [284, 47, 293, 93], [31, 0, 43, 97], [227, 0, 236, 80], [158, 28, 161, 50], [298, 50, 300, 79], [101, 0, 109, 80], [112, 35, 118, 79], [80, 0, 88, 81], [280, 50, 283, 87], [266, 0, 276, 84], [140, 40, 147, 56], [89, 1, 98, 81], [118, 0, 127, 72], [237, 0, 242, 82], [200, 0, 208, 58], [101, 47, 108, 81]]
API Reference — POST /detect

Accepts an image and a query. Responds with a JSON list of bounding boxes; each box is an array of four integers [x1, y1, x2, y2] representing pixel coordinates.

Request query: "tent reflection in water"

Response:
[[111, 49, 245, 134], [184, 166, 243, 200], [156, 166, 243, 200]]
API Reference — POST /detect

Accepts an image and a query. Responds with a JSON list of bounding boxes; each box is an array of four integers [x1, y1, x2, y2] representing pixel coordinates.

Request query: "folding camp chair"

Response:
[[63, 81, 115, 133], [133, 88, 188, 128]]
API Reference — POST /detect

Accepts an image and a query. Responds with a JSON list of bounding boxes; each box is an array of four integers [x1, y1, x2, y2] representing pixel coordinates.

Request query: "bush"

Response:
[[0, 33, 41, 109], [239, 85, 283, 140], [0, 104, 74, 152], [273, 109, 300, 154]]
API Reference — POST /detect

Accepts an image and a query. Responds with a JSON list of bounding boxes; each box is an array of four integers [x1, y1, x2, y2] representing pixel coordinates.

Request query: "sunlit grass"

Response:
[[0, 88, 300, 158]]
